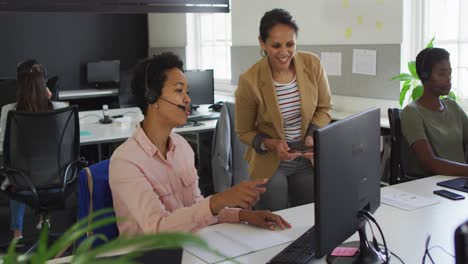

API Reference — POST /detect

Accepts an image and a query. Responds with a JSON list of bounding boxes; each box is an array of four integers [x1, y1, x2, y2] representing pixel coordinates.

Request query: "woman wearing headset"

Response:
[[401, 47, 468, 178], [109, 52, 291, 236]]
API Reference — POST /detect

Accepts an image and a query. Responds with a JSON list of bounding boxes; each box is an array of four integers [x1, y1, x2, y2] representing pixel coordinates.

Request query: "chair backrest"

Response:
[[388, 108, 410, 184], [225, 102, 249, 186], [78, 159, 119, 246], [3, 105, 80, 190], [211, 102, 249, 192]]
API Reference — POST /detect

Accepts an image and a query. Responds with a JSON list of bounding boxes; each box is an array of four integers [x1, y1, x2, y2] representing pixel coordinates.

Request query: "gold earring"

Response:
[[155, 104, 159, 109]]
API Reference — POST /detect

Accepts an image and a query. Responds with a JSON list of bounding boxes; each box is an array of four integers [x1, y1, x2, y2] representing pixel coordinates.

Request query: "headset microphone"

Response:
[[159, 97, 186, 111]]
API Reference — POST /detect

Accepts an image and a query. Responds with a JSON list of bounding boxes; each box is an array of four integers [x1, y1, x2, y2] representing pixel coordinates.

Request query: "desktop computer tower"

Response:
[[455, 220, 468, 264], [183, 131, 214, 196]]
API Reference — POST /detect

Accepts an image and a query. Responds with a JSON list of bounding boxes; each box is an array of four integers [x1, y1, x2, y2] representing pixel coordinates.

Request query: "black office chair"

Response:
[[388, 108, 415, 185], [0, 106, 81, 253]]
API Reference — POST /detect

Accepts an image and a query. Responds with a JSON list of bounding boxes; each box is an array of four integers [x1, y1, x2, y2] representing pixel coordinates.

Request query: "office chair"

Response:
[[211, 102, 249, 192], [78, 159, 119, 248], [388, 108, 414, 185], [0, 106, 81, 254]]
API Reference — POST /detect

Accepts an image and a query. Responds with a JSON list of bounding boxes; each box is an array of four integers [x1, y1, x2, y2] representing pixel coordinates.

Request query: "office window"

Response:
[[422, 0, 468, 97], [186, 13, 232, 81]]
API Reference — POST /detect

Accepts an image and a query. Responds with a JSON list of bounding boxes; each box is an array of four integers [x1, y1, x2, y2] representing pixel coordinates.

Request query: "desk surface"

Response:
[[79, 105, 218, 145], [181, 175, 466, 264]]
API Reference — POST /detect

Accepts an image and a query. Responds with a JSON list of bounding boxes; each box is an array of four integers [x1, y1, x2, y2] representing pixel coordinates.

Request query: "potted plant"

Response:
[[392, 37, 456, 107], [0, 209, 228, 264]]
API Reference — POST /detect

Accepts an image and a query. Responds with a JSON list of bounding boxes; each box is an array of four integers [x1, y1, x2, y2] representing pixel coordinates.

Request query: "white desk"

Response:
[[182, 176, 466, 264], [79, 106, 218, 161], [79, 106, 218, 145]]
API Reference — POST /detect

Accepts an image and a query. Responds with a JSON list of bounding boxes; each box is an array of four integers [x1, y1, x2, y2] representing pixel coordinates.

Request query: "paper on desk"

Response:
[[381, 188, 439, 211], [185, 224, 292, 263]]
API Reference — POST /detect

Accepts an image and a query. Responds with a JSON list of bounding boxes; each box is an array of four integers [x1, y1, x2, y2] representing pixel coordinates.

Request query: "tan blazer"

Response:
[[235, 51, 332, 180]]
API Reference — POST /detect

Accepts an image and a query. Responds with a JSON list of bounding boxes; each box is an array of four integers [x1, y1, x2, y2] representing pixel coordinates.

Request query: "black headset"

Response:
[[144, 61, 160, 104], [419, 48, 434, 81]]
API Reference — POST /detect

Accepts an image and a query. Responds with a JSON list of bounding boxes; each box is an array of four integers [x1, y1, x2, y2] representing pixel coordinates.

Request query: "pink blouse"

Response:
[[109, 124, 239, 236]]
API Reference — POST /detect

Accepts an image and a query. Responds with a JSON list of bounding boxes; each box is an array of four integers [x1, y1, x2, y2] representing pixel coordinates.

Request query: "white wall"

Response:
[[148, 13, 187, 47], [232, 0, 403, 46]]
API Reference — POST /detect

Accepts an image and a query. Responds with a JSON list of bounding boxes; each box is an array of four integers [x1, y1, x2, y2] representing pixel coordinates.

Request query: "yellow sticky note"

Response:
[[345, 27, 352, 39], [376, 20, 383, 31], [357, 16, 363, 24], [343, 0, 349, 8]]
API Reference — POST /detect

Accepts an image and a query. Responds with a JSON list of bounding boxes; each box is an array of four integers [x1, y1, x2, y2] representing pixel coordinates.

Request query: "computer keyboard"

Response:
[[268, 226, 318, 264], [187, 113, 219, 122]]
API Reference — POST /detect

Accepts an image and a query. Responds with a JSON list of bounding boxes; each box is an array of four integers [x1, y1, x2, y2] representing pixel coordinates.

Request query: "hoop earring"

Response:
[[260, 49, 267, 57]]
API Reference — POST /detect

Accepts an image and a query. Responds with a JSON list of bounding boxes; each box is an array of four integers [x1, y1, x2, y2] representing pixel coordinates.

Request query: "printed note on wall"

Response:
[[321, 52, 342, 76], [352, 49, 377, 76]]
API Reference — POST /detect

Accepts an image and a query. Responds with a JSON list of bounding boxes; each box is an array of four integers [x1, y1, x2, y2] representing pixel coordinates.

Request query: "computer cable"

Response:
[[363, 216, 405, 264], [359, 210, 390, 263], [422, 235, 435, 264], [428, 245, 455, 258], [389, 250, 405, 264]]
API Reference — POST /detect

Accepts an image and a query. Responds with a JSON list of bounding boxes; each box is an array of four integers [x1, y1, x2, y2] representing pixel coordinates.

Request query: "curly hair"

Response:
[[259, 8, 299, 43], [131, 52, 184, 115]]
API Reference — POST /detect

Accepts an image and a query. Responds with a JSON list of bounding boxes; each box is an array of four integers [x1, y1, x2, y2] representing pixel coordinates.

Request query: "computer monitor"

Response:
[[314, 107, 384, 262], [87, 60, 120, 88], [184, 69, 214, 106]]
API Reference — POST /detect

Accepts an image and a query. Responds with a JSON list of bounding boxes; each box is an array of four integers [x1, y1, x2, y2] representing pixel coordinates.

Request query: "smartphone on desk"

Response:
[[433, 190, 465, 200]]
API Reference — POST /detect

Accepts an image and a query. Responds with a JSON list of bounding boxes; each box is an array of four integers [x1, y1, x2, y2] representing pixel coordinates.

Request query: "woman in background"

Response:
[[235, 8, 332, 211], [0, 59, 66, 242], [401, 47, 468, 177]]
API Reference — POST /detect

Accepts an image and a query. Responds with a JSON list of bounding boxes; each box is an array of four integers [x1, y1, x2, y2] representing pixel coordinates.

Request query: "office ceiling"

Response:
[[0, 0, 230, 13]]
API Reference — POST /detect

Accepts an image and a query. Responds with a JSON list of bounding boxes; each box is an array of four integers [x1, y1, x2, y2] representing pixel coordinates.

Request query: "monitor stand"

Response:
[[327, 221, 389, 264]]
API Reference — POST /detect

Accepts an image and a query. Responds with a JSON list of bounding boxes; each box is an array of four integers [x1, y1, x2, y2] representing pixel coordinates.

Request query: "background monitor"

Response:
[[314, 108, 383, 261], [87, 60, 120, 87], [184, 69, 214, 106]]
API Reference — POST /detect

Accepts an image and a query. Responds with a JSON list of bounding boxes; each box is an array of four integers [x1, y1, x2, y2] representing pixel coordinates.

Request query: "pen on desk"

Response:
[[111, 115, 124, 118]]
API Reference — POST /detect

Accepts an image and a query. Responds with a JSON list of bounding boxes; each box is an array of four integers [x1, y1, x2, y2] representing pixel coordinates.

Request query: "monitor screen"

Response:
[[87, 60, 120, 85], [314, 108, 381, 257], [185, 69, 214, 105]]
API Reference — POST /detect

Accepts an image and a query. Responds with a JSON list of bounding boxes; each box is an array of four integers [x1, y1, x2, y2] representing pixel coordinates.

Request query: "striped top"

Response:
[[274, 78, 302, 141]]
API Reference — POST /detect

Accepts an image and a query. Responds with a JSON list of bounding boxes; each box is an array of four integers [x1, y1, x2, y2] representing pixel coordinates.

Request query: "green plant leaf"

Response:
[[2, 237, 20, 264], [71, 232, 220, 264], [408, 61, 419, 79], [391, 73, 416, 81], [448, 91, 457, 100], [75, 234, 109, 256], [426, 36, 435, 48], [411, 85, 423, 101], [399, 80, 412, 107], [45, 208, 120, 260]]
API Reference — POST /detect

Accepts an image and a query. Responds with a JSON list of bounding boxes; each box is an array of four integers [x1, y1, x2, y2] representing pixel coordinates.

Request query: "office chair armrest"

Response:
[[0, 167, 40, 207], [62, 159, 82, 188]]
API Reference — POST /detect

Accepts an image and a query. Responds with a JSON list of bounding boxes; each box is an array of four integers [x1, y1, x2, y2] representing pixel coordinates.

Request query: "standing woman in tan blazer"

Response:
[[235, 8, 332, 211]]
